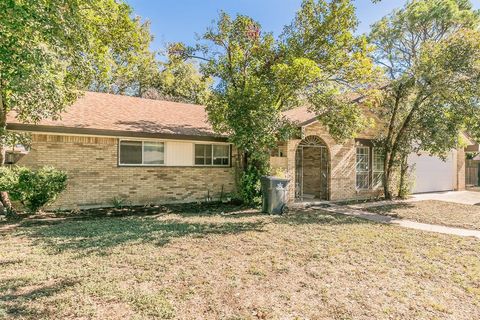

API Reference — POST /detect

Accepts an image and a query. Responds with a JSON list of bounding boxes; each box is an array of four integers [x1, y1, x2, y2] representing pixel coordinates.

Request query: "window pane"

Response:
[[373, 149, 384, 172], [213, 145, 229, 157], [356, 172, 369, 189], [356, 146, 369, 189], [213, 157, 229, 165], [195, 144, 205, 158], [120, 141, 142, 164], [356, 147, 369, 171], [195, 144, 212, 165], [144, 142, 164, 164], [213, 145, 229, 165], [205, 145, 212, 164], [373, 172, 383, 189]]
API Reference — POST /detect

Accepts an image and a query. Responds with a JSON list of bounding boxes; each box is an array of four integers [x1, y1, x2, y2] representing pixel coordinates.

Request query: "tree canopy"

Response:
[[0, 0, 161, 210], [173, 0, 376, 203], [369, 0, 480, 198], [0, 0, 153, 126], [141, 54, 212, 105]]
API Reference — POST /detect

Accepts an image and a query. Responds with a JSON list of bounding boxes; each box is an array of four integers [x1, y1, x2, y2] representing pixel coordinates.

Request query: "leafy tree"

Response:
[[90, 20, 160, 97], [176, 0, 375, 203], [143, 53, 212, 104], [0, 0, 154, 210], [87, 21, 211, 103], [369, 0, 480, 198]]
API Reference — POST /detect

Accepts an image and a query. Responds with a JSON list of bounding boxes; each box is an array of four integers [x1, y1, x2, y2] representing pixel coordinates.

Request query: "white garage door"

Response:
[[407, 151, 455, 194]]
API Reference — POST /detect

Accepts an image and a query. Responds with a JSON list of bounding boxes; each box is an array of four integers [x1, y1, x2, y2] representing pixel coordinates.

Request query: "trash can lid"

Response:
[[261, 176, 290, 181]]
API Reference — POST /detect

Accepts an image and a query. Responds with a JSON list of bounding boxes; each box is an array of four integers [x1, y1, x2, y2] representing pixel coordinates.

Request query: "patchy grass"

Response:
[[365, 200, 480, 230], [1, 208, 479, 319]]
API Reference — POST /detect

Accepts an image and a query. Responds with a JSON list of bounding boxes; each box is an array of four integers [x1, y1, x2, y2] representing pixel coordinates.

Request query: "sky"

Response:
[[126, 0, 480, 52]]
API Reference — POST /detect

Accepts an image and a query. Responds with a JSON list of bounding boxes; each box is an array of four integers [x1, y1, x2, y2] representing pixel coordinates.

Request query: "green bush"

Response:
[[1, 166, 68, 213], [239, 165, 263, 206], [111, 196, 127, 209], [0, 166, 18, 192]]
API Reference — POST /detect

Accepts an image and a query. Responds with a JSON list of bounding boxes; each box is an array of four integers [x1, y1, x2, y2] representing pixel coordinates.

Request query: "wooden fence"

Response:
[[466, 159, 480, 187]]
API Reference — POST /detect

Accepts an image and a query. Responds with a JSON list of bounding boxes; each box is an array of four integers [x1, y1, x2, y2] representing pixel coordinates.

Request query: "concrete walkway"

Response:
[[346, 190, 480, 210], [318, 204, 480, 239], [409, 190, 480, 205]]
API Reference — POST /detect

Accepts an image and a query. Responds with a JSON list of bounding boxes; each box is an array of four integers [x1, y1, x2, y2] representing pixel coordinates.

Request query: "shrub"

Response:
[[111, 196, 127, 209], [239, 165, 263, 206], [0, 166, 18, 192], [3, 166, 68, 213]]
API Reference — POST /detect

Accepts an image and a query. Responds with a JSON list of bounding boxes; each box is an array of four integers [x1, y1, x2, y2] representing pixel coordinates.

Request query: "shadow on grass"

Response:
[[18, 215, 266, 254], [277, 210, 372, 226], [11, 206, 373, 255], [363, 202, 415, 218], [0, 278, 77, 319], [0, 259, 24, 268], [29, 201, 261, 220]]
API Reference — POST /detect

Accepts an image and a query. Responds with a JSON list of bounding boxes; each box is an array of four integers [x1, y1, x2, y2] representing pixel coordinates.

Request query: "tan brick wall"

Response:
[[276, 122, 382, 203], [273, 121, 466, 202], [17, 134, 236, 210], [456, 147, 466, 191]]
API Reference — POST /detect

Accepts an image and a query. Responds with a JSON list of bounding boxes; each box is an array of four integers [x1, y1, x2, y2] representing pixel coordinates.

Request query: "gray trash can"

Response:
[[260, 176, 290, 214]]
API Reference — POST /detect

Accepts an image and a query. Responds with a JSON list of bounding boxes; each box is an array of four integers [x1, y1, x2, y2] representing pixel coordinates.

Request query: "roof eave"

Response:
[[7, 123, 229, 143], [295, 118, 319, 128]]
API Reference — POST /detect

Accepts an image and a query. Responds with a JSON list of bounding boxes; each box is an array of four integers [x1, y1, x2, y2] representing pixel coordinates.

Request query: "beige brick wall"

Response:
[[273, 121, 467, 202], [274, 122, 382, 203], [17, 134, 236, 210], [456, 147, 466, 191]]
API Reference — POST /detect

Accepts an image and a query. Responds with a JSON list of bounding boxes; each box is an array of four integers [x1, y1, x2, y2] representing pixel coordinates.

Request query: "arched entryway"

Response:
[[295, 135, 330, 201]]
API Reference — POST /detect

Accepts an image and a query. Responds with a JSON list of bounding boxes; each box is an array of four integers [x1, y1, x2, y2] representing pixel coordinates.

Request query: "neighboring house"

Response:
[[6, 91, 469, 209]]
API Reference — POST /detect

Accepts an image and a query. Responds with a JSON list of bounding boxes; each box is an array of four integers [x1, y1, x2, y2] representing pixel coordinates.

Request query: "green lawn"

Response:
[[1, 207, 479, 319]]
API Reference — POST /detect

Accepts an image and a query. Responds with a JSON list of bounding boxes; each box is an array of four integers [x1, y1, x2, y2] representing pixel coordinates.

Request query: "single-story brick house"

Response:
[[6, 91, 469, 209]]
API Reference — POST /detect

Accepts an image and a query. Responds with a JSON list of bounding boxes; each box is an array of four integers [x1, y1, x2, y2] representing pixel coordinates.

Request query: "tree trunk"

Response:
[[0, 92, 12, 213], [398, 154, 409, 198], [383, 88, 425, 200], [382, 86, 403, 200], [384, 145, 400, 200], [383, 152, 393, 199]]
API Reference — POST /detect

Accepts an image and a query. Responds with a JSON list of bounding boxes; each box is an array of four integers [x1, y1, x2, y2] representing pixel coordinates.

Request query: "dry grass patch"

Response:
[[365, 200, 480, 230], [0, 208, 479, 319]]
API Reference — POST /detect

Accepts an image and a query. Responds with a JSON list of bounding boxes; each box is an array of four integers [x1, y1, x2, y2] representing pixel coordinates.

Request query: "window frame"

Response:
[[118, 139, 166, 167], [193, 143, 231, 167], [355, 145, 370, 190], [372, 147, 384, 190], [194, 144, 212, 166], [355, 140, 385, 191]]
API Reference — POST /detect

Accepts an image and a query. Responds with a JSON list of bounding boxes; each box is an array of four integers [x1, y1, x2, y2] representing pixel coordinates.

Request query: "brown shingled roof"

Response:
[[282, 106, 317, 126], [7, 92, 226, 141], [282, 92, 365, 126], [8, 90, 376, 140]]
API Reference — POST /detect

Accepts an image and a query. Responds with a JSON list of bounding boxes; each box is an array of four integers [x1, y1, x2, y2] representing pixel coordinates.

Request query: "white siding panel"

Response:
[[407, 151, 455, 193], [166, 141, 193, 166]]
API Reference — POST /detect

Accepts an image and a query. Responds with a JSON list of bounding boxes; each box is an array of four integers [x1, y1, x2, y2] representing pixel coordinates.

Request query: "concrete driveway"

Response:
[[410, 190, 480, 205]]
